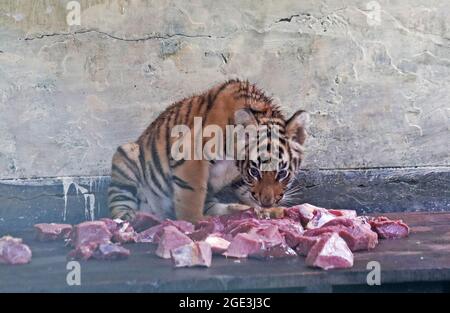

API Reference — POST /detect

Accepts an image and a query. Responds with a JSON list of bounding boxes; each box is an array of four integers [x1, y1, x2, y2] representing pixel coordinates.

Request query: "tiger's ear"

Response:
[[286, 110, 309, 145], [234, 109, 257, 126]]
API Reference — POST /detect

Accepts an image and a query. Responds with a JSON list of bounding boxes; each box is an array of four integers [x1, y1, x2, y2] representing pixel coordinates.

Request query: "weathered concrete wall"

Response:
[[1, 0, 449, 179]]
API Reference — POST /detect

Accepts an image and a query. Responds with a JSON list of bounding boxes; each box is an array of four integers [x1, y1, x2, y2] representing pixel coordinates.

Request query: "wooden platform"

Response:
[[1, 212, 450, 292]]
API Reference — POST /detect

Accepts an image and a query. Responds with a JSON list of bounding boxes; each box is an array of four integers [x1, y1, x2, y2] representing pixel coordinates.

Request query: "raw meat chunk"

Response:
[[135, 224, 163, 243], [267, 218, 304, 236], [34, 223, 72, 241], [369, 216, 410, 239], [171, 241, 212, 267], [283, 232, 303, 248], [204, 234, 230, 254], [283, 206, 302, 222], [195, 216, 225, 234], [68, 242, 130, 261], [188, 228, 210, 241], [166, 220, 195, 234], [295, 236, 321, 256], [306, 209, 356, 230], [304, 218, 378, 251], [155, 226, 193, 259], [306, 209, 336, 229], [135, 219, 194, 243], [294, 203, 324, 225], [249, 243, 297, 260], [223, 233, 263, 258], [99, 218, 136, 243], [0, 236, 32, 265], [93, 243, 130, 260], [224, 218, 260, 237], [99, 218, 120, 233], [111, 222, 136, 244], [306, 233, 354, 270], [69, 221, 112, 248], [289, 203, 357, 229], [328, 209, 357, 219], [248, 225, 284, 246], [131, 211, 162, 232], [219, 208, 257, 225], [67, 242, 98, 261]]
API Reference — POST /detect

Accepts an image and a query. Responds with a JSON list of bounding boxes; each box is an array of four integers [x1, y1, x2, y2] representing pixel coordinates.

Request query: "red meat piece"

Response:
[[67, 242, 99, 260], [369, 216, 410, 239], [248, 242, 297, 260], [165, 219, 195, 234], [329, 209, 357, 218], [69, 221, 112, 248], [135, 219, 194, 243], [304, 218, 378, 251], [131, 212, 162, 232], [267, 218, 304, 240], [93, 243, 130, 260], [0, 236, 32, 265], [288, 203, 356, 229], [293, 203, 324, 225], [99, 218, 120, 233], [295, 236, 321, 256], [68, 242, 130, 261], [283, 206, 302, 222], [224, 218, 260, 237], [171, 241, 212, 268], [204, 234, 230, 254], [34, 223, 72, 241], [195, 216, 225, 234], [188, 228, 210, 241], [248, 225, 284, 246], [135, 224, 163, 243], [112, 226, 136, 244], [223, 233, 263, 258], [155, 226, 193, 259], [305, 233, 354, 270], [99, 218, 137, 243], [219, 208, 258, 225]]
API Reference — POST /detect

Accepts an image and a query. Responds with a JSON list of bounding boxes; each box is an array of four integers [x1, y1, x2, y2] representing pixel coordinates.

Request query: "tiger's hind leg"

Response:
[[108, 143, 142, 221], [171, 160, 209, 223]]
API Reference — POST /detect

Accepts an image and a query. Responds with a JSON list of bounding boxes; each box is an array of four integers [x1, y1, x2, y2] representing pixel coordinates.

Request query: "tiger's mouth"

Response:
[[248, 191, 284, 208]]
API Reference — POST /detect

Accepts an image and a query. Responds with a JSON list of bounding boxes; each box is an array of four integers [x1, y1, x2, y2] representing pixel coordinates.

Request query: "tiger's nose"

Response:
[[260, 194, 275, 208]]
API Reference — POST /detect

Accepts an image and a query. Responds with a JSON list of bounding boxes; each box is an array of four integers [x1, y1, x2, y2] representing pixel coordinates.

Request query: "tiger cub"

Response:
[[108, 80, 308, 223]]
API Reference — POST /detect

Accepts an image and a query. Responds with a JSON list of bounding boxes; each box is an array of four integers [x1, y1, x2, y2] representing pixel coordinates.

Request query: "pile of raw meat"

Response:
[[1, 203, 410, 270], [128, 203, 409, 270]]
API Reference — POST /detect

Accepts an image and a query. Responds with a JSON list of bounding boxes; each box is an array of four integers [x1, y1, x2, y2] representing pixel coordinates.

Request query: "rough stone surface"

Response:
[[1, 0, 450, 180]]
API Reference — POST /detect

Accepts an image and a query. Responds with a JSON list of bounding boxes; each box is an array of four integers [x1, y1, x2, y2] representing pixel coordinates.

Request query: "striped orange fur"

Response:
[[108, 80, 308, 223]]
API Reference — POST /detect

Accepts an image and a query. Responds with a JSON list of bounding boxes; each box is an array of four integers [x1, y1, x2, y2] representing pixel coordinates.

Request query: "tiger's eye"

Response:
[[249, 167, 260, 178], [277, 170, 288, 180]]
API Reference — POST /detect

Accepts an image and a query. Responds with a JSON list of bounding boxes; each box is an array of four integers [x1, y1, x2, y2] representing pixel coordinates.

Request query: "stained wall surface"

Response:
[[1, 0, 449, 180]]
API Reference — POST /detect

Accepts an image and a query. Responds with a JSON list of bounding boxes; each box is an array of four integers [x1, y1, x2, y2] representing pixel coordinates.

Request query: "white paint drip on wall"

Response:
[[0, 175, 110, 221], [61, 177, 96, 221]]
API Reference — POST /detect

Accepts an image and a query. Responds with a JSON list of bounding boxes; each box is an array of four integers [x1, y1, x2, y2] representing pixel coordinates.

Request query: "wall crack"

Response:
[[23, 29, 219, 42]]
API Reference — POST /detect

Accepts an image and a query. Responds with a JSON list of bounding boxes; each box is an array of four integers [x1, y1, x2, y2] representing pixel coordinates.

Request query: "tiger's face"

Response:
[[246, 160, 291, 207], [235, 109, 309, 208]]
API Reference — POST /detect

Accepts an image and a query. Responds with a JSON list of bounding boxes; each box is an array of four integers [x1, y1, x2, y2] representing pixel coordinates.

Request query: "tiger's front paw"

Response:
[[112, 210, 136, 222], [256, 207, 285, 219], [227, 203, 251, 212]]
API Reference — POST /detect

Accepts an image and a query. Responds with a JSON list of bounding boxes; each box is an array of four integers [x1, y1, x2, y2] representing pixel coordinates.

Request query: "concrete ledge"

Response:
[[0, 167, 449, 232]]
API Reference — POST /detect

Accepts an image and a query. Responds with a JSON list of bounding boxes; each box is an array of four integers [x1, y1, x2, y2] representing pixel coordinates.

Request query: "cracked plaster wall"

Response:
[[0, 0, 449, 180]]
